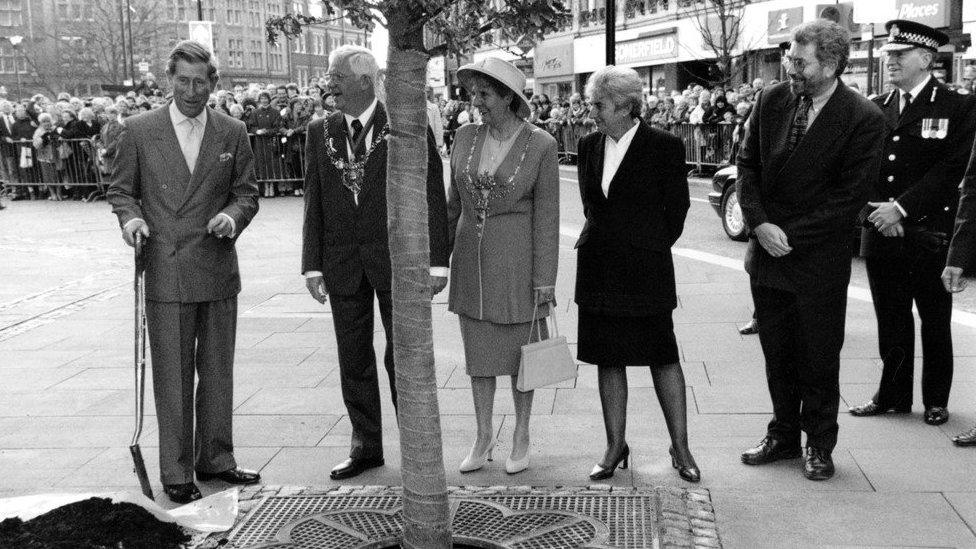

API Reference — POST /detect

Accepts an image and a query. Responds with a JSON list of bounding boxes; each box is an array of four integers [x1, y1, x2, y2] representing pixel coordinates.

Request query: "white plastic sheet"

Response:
[[0, 488, 238, 533]]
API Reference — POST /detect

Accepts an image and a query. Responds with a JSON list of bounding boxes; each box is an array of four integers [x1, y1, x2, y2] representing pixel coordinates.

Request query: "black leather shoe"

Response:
[[163, 482, 202, 504], [197, 467, 261, 485], [952, 425, 976, 447], [924, 406, 949, 426], [330, 456, 385, 480], [738, 319, 759, 335], [741, 436, 802, 465], [588, 444, 629, 481], [669, 446, 701, 483], [803, 447, 835, 481], [848, 400, 911, 417]]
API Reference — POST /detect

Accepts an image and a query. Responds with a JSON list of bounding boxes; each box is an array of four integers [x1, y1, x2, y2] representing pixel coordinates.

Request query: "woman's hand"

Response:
[[534, 287, 555, 305]]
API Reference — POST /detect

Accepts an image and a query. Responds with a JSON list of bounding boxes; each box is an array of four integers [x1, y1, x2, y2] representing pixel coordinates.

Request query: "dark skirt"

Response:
[[577, 309, 679, 366]]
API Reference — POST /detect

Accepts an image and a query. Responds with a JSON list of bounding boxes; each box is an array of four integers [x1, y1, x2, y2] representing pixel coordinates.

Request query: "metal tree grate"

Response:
[[228, 489, 719, 548]]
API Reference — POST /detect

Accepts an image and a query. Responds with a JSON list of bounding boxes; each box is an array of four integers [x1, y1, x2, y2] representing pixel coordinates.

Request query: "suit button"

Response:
[[887, 175, 894, 182], [892, 135, 900, 142], [888, 154, 896, 161], [161, 184, 168, 189]]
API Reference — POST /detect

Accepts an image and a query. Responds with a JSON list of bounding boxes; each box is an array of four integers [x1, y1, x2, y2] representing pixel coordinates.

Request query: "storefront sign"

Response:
[[816, 2, 858, 33], [534, 40, 574, 79], [895, 0, 950, 28], [615, 32, 678, 66], [767, 7, 803, 45]]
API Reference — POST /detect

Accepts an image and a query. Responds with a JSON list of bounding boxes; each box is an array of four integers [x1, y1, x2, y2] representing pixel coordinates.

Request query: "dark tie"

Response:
[[900, 92, 912, 115], [786, 94, 813, 154], [350, 119, 365, 160]]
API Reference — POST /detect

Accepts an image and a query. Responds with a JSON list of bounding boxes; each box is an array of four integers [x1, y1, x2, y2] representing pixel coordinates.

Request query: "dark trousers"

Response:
[[866, 250, 953, 408], [752, 281, 847, 452], [145, 297, 238, 484], [329, 273, 396, 459]]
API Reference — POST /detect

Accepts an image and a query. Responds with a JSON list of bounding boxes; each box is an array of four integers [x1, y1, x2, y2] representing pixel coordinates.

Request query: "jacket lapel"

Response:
[[896, 78, 938, 130], [605, 122, 646, 200], [357, 103, 388, 205], [882, 90, 900, 128], [149, 106, 192, 206], [180, 107, 225, 207], [591, 133, 607, 202], [775, 82, 847, 180], [765, 92, 793, 180]]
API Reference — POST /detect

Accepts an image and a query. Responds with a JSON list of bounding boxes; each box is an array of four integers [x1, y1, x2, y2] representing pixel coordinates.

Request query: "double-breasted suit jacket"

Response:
[[108, 105, 259, 303], [861, 79, 976, 410], [736, 80, 885, 451], [107, 104, 259, 484], [301, 103, 449, 460], [574, 122, 690, 317], [301, 104, 449, 294], [447, 122, 560, 324]]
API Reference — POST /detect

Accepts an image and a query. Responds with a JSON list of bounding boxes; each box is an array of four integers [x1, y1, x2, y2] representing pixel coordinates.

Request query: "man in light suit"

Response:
[[302, 45, 450, 480], [736, 20, 886, 481], [107, 41, 260, 504]]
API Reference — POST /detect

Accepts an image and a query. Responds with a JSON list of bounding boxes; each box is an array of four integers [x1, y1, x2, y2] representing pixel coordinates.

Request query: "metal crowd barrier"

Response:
[[249, 133, 305, 185], [671, 123, 737, 175], [0, 137, 106, 202]]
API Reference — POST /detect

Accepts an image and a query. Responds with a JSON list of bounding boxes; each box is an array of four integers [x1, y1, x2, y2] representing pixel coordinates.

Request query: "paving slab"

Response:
[[852, 448, 976, 492]]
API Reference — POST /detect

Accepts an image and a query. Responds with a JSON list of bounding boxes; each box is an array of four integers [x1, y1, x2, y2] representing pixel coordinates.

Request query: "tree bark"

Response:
[[384, 41, 452, 549]]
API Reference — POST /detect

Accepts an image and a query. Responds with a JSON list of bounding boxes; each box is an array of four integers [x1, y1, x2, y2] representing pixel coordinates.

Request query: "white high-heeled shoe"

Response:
[[505, 445, 531, 474], [459, 439, 496, 473]]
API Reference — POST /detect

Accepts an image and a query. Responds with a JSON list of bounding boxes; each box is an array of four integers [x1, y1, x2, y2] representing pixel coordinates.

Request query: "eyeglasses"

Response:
[[324, 72, 349, 83], [781, 56, 815, 72]]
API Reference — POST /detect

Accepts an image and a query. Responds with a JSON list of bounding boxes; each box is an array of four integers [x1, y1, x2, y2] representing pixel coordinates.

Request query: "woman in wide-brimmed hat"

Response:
[[447, 57, 560, 475]]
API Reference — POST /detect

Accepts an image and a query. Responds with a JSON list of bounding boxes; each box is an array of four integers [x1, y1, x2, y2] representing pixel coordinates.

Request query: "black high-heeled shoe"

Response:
[[669, 446, 701, 483], [589, 444, 630, 481]]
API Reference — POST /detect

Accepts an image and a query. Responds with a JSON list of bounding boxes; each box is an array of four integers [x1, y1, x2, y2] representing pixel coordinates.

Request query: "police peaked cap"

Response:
[[881, 19, 949, 52]]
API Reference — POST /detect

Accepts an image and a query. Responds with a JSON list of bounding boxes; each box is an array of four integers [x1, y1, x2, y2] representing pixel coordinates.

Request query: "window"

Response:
[[0, 0, 22, 26]]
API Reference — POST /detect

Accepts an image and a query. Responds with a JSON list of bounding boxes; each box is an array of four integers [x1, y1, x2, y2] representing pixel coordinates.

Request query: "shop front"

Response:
[[534, 38, 575, 100], [614, 29, 680, 92]]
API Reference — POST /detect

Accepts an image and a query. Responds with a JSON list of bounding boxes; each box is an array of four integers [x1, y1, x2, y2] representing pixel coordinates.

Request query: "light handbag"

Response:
[[19, 146, 31, 169], [517, 304, 577, 392]]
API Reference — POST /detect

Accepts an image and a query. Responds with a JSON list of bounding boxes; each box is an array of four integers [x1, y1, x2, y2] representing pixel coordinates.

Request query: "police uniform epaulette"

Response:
[[884, 90, 897, 106]]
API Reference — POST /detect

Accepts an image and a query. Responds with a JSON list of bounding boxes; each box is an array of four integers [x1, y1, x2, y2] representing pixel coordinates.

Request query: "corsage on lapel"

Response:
[[219, 152, 234, 162]]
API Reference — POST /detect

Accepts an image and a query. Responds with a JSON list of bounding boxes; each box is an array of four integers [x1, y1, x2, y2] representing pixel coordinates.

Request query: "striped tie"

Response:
[[786, 94, 812, 155]]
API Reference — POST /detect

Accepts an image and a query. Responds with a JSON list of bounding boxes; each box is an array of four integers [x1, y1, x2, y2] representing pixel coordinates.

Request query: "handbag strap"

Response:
[[526, 301, 558, 344]]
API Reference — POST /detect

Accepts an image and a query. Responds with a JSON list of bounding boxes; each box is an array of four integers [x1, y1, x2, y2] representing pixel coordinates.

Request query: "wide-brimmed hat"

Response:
[[457, 57, 531, 119], [881, 19, 948, 52]]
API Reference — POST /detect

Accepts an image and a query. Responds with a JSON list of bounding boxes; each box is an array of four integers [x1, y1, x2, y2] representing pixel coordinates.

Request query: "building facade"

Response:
[[0, 0, 369, 97]]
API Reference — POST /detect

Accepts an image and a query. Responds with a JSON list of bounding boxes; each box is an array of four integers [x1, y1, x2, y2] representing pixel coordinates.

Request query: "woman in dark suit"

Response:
[[575, 66, 699, 482]]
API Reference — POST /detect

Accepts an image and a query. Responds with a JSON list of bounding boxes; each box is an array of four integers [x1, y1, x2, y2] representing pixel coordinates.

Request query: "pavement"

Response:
[[2, 170, 976, 548]]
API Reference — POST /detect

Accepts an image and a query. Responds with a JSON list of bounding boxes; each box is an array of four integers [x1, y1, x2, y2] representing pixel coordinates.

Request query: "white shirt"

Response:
[[123, 102, 235, 237], [805, 78, 838, 128], [304, 98, 448, 280], [901, 75, 932, 114], [601, 120, 640, 197]]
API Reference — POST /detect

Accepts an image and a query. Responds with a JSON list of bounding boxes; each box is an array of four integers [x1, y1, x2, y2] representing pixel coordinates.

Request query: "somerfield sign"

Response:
[[895, 0, 950, 28]]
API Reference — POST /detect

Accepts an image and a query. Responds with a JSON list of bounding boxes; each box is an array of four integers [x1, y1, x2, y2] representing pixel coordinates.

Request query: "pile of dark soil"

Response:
[[0, 497, 191, 548]]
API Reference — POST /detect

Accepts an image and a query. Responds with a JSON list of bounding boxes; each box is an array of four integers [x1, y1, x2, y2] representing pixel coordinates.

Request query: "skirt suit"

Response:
[[574, 122, 690, 366], [447, 121, 560, 376]]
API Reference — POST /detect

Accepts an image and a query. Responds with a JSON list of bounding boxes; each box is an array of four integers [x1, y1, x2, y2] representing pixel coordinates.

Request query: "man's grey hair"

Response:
[[791, 19, 851, 77], [585, 66, 643, 118], [330, 45, 380, 87], [166, 40, 219, 82]]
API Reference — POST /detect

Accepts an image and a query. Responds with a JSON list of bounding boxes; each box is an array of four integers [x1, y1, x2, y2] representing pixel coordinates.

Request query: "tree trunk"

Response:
[[384, 42, 453, 548]]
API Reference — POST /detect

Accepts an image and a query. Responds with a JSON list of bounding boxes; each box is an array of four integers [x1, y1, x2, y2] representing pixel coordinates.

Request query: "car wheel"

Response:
[[721, 185, 749, 242]]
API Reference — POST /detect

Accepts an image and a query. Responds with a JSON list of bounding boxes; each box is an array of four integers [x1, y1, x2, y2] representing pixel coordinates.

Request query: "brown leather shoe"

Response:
[[848, 400, 910, 417], [741, 436, 802, 465], [803, 447, 835, 481], [952, 425, 976, 447]]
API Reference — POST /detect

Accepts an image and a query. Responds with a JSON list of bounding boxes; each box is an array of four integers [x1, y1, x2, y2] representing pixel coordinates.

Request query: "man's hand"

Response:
[[430, 275, 448, 296], [306, 275, 328, 304], [754, 223, 793, 257], [534, 287, 555, 304], [122, 219, 150, 247], [942, 266, 967, 293], [206, 214, 233, 239], [880, 221, 905, 238], [867, 201, 905, 231]]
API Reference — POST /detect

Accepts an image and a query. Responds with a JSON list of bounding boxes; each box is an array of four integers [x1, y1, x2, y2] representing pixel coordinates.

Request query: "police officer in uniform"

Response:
[[850, 20, 976, 426]]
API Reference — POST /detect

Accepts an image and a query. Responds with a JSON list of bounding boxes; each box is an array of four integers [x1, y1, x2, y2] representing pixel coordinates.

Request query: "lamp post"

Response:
[[9, 35, 22, 99]]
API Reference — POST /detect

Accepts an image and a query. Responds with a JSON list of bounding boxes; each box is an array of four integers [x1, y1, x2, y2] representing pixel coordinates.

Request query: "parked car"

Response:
[[708, 165, 863, 252], [708, 165, 748, 241]]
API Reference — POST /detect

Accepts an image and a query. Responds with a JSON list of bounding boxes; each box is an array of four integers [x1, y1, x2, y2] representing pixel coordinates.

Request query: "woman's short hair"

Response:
[[257, 91, 271, 103], [585, 66, 643, 118], [166, 40, 219, 82], [78, 107, 94, 121], [465, 73, 519, 115], [791, 19, 851, 77], [37, 112, 52, 124], [61, 109, 77, 120], [228, 103, 244, 117]]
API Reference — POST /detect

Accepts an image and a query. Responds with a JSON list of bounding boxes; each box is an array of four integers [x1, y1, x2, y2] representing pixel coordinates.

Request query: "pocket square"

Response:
[[219, 152, 233, 162]]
